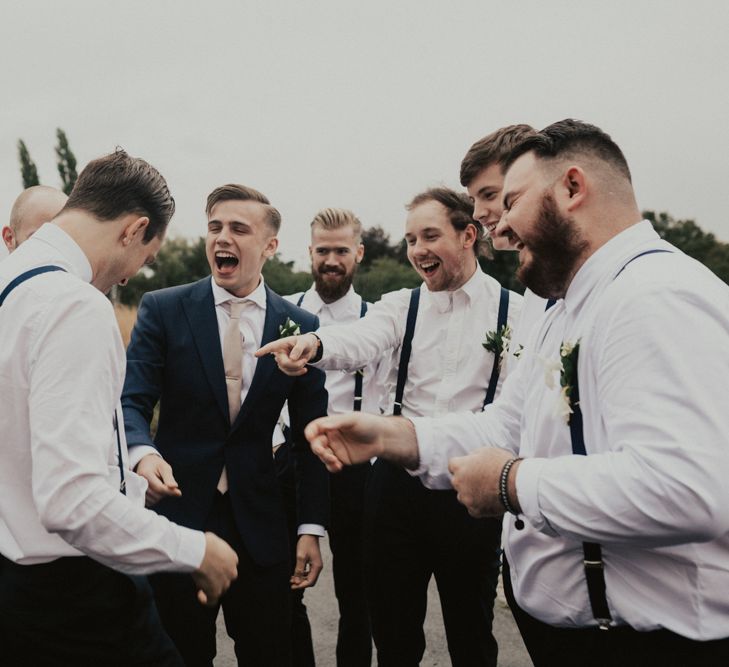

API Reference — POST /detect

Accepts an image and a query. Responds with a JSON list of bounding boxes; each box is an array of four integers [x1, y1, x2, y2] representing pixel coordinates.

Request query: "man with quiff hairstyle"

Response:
[[3, 185, 68, 253]]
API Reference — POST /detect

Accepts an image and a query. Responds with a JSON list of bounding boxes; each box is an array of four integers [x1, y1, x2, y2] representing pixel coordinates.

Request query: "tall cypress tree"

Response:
[[18, 139, 40, 188], [55, 128, 78, 195]]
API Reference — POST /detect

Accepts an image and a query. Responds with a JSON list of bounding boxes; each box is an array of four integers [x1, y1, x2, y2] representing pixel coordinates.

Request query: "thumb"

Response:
[[197, 589, 209, 606], [160, 465, 179, 489]]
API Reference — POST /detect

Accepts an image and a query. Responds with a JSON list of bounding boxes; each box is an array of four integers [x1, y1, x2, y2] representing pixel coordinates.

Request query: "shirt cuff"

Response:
[[515, 457, 558, 536], [407, 417, 453, 489], [128, 445, 161, 471], [297, 523, 325, 537], [174, 525, 208, 571]]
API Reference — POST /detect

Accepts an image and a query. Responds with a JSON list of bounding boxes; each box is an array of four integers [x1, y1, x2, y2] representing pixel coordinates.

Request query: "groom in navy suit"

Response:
[[122, 184, 329, 666]]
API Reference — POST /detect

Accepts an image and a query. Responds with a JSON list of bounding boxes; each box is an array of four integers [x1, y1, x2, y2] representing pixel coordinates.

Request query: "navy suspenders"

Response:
[[0, 264, 127, 495], [568, 248, 673, 630], [352, 300, 368, 412], [297, 292, 368, 411], [483, 287, 510, 408], [0, 265, 66, 305], [393, 285, 511, 416], [393, 288, 421, 416]]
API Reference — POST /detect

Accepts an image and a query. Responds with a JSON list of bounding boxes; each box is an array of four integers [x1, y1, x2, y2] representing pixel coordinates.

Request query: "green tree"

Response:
[[262, 255, 311, 295], [119, 237, 209, 305], [644, 210, 729, 284], [354, 257, 421, 302], [360, 226, 401, 268], [18, 140, 40, 188], [55, 128, 78, 194]]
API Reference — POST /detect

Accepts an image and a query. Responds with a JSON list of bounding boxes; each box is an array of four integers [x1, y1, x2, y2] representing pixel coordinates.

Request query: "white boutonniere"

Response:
[[556, 339, 580, 423], [482, 323, 513, 370], [279, 317, 301, 338]]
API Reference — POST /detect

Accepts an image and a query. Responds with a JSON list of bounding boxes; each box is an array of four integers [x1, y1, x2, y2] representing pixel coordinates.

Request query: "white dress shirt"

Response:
[[314, 266, 523, 419], [212, 277, 324, 537], [505, 287, 550, 369], [0, 223, 205, 574], [286, 285, 387, 416], [412, 221, 729, 639]]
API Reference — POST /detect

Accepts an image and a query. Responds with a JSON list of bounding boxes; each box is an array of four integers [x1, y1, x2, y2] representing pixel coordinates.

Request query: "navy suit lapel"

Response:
[[182, 278, 230, 422], [232, 286, 284, 430]]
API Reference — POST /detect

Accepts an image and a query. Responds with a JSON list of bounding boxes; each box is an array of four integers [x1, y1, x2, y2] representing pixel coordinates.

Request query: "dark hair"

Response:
[[460, 124, 537, 187], [205, 183, 282, 233], [63, 148, 175, 243], [503, 119, 632, 181], [407, 187, 485, 256]]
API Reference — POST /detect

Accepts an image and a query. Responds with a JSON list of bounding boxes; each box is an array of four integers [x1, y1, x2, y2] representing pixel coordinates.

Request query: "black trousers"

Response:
[[275, 441, 316, 667], [329, 463, 373, 667], [502, 558, 729, 667], [150, 491, 292, 667], [0, 553, 181, 667], [364, 460, 501, 667]]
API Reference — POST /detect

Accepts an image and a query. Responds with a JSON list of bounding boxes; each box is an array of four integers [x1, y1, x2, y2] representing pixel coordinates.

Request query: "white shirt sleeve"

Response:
[[314, 289, 408, 372], [517, 282, 729, 547], [28, 294, 205, 575], [410, 354, 527, 489]]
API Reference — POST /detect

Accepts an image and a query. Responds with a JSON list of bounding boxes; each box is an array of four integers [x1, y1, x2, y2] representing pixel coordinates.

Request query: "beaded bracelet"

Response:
[[499, 457, 524, 530]]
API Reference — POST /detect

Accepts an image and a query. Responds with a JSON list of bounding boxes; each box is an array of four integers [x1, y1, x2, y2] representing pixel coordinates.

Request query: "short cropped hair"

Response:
[[503, 119, 632, 182], [62, 148, 175, 243], [460, 124, 537, 187], [310, 208, 362, 242], [205, 184, 281, 233], [407, 187, 485, 256]]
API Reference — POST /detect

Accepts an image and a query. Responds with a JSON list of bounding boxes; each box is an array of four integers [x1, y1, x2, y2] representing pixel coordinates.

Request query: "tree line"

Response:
[[16, 133, 729, 304]]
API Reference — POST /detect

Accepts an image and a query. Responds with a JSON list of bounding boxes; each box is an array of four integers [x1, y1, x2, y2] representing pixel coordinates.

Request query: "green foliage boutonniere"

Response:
[[556, 340, 580, 423], [482, 323, 513, 370], [279, 317, 301, 338]]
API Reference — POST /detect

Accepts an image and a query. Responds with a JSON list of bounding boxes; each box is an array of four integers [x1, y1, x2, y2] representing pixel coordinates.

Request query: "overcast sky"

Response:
[[2, 0, 728, 265]]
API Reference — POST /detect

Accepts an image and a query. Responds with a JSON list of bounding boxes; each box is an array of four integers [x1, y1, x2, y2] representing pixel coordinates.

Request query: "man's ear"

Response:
[[463, 222, 478, 250], [121, 216, 150, 245], [264, 235, 279, 259], [2, 226, 16, 252], [355, 243, 364, 264], [559, 166, 587, 212]]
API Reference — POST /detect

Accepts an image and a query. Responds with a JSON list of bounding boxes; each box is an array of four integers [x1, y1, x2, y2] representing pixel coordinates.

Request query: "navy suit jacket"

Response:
[[121, 277, 329, 567]]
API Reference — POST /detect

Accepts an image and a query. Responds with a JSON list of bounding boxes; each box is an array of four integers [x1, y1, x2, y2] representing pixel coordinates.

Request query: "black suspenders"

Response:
[[297, 292, 368, 411], [568, 248, 672, 630], [393, 285, 510, 416]]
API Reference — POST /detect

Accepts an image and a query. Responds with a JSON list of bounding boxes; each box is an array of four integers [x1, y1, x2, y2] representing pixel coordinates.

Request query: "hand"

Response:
[[255, 333, 320, 377], [135, 453, 182, 506], [449, 447, 518, 518], [192, 532, 239, 606], [305, 413, 419, 472], [290, 535, 323, 590]]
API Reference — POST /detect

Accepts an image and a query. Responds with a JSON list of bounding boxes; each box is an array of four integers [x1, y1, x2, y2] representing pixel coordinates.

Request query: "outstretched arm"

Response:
[[305, 413, 419, 472]]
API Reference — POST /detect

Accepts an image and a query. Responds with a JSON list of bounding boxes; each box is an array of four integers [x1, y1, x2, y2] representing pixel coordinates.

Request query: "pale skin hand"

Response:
[[304, 413, 419, 473], [192, 532, 239, 606], [448, 447, 522, 518], [135, 453, 182, 506], [255, 333, 320, 377], [290, 534, 323, 590]]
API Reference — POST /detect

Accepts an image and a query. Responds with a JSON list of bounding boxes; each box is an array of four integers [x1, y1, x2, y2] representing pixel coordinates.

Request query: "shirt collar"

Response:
[[30, 223, 93, 283], [425, 263, 484, 314], [302, 284, 360, 317], [211, 275, 267, 310], [564, 220, 662, 314]]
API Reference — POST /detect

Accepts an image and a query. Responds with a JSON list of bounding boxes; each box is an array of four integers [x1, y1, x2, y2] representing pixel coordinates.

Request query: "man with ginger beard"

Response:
[[259, 189, 523, 666], [121, 184, 329, 666], [280, 208, 385, 666]]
